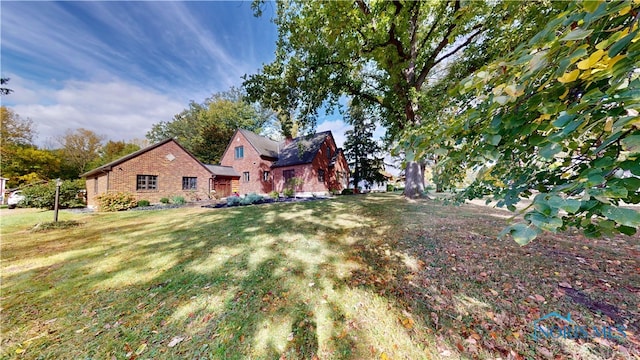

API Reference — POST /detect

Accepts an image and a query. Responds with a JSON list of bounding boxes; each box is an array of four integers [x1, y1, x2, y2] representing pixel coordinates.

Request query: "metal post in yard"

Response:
[[54, 178, 62, 222]]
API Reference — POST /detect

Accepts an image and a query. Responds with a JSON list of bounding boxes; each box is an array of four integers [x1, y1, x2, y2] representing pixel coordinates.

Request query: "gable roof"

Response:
[[80, 138, 210, 178], [272, 131, 333, 168], [204, 165, 240, 177], [238, 129, 280, 159]]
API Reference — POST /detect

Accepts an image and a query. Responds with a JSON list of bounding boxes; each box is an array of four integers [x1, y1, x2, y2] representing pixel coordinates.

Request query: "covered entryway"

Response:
[[205, 165, 240, 198], [213, 178, 233, 197]]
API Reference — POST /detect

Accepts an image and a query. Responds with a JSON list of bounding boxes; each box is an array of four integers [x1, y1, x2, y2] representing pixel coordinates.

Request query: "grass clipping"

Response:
[[31, 220, 81, 232]]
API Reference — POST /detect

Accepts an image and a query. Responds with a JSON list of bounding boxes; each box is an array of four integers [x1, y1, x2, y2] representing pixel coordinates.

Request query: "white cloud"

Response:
[[10, 77, 184, 147], [317, 119, 351, 148], [316, 118, 402, 176]]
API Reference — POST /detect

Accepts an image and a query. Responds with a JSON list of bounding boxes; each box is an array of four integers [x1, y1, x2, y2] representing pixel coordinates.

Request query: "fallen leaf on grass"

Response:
[[532, 294, 545, 302], [399, 316, 414, 329], [167, 336, 184, 348], [536, 346, 553, 359], [135, 343, 147, 355]]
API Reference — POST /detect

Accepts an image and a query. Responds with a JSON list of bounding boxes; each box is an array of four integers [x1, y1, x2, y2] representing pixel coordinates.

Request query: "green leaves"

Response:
[[444, 1, 640, 244], [621, 135, 640, 154], [601, 205, 640, 228], [608, 30, 637, 57], [560, 28, 593, 41], [499, 223, 538, 246]]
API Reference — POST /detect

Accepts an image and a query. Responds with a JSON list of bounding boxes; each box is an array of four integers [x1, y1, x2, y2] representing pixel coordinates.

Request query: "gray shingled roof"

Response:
[[271, 131, 332, 168], [238, 129, 279, 159], [205, 165, 240, 177]]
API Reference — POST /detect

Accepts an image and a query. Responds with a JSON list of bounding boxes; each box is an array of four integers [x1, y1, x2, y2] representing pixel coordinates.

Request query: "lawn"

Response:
[[1, 194, 638, 359]]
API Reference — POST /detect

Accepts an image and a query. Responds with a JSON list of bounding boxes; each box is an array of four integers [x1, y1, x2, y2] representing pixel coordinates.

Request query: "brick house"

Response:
[[81, 139, 239, 208], [220, 129, 349, 195]]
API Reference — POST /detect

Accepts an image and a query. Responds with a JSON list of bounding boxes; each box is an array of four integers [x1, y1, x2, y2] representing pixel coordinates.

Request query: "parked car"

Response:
[[7, 190, 25, 209]]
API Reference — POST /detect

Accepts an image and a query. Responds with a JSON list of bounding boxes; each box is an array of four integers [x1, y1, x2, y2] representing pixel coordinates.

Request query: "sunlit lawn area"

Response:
[[1, 194, 638, 359]]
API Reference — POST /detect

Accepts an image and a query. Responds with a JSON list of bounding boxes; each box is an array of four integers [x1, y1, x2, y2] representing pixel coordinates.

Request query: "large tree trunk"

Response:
[[404, 160, 425, 198]]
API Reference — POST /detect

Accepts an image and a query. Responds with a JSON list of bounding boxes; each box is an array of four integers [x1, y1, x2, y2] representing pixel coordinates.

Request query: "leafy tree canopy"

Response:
[[58, 128, 104, 178], [90, 140, 141, 169], [424, 1, 640, 243], [245, 0, 561, 197], [147, 88, 275, 164], [0, 106, 54, 187], [1, 106, 35, 146], [1, 146, 62, 188]]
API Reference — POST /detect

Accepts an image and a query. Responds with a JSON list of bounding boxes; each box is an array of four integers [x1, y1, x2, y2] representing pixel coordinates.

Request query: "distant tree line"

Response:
[[0, 106, 145, 189]]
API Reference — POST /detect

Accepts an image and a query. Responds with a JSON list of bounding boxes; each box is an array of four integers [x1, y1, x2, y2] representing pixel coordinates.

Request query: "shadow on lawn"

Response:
[[347, 198, 640, 359], [2, 194, 638, 359], [1, 198, 372, 359]]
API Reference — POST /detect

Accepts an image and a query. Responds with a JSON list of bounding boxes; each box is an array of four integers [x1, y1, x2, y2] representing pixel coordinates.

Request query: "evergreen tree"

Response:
[[343, 104, 386, 190]]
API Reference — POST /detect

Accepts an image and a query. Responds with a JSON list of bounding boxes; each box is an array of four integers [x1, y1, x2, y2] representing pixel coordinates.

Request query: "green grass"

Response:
[[1, 194, 638, 359]]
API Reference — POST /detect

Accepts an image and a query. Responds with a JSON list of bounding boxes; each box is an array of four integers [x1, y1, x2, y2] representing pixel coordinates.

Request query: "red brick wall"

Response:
[[272, 135, 349, 194], [220, 131, 276, 195], [329, 151, 350, 192], [86, 174, 109, 208], [85, 140, 213, 207]]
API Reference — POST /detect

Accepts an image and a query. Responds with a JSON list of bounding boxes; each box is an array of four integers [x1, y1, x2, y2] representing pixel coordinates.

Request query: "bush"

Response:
[[137, 199, 150, 207], [386, 184, 395, 192], [269, 191, 280, 200], [171, 196, 186, 205], [20, 180, 86, 209], [96, 192, 137, 212], [283, 188, 295, 198], [227, 196, 241, 206], [341, 188, 354, 195], [160, 197, 170, 204], [241, 193, 263, 205]]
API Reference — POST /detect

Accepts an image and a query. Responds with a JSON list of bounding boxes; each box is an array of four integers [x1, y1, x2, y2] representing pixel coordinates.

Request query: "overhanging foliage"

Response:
[[427, 1, 640, 244]]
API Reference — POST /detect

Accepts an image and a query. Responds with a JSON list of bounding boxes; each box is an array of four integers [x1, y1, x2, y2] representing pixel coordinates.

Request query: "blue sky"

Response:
[[1, 1, 354, 148]]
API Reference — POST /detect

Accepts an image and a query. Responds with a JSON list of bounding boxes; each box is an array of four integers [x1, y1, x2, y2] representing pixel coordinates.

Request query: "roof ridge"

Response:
[[80, 138, 175, 177]]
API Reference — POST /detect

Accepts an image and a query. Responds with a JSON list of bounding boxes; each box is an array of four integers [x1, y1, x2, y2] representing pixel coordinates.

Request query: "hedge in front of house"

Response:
[[20, 180, 86, 209]]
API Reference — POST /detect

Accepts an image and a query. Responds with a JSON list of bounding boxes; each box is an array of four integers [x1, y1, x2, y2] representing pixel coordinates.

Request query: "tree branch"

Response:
[[432, 26, 484, 68], [413, 2, 461, 88], [409, 1, 421, 63], [355, 0, 370, 15], [419, 2, 450, 51], [345, 82, 385, 107]]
